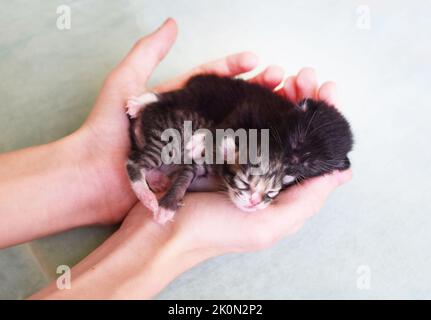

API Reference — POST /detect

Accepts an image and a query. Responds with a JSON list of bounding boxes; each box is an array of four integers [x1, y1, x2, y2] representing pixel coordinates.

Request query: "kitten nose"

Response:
[[249, 192, 262, 206]]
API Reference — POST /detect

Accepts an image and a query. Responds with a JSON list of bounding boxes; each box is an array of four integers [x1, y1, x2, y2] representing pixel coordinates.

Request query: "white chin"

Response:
[[228, 190, 268, 212]]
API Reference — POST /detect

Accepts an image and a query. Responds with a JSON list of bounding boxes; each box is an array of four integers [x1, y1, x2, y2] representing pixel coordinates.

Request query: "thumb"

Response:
[[116, 18, 178, 88]]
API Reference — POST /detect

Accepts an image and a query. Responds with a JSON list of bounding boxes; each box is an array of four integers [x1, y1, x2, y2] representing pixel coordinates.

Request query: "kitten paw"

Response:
[[131, 181, 159, 213], [125, 93, 158, 118], [154, 207, 176, 225], [146, 170, 171, 193], [125, 97, 144, 119]]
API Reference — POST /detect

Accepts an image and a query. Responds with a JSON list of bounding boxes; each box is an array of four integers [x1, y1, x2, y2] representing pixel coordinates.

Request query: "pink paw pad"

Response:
[[146, 170, 171, 193]]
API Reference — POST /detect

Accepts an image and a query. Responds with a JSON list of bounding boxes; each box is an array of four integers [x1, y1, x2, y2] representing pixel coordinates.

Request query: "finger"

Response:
[[115, 18, 178, 88], [248, 65, 284, 90], [271, 169, 352, 231], [153, 51, 258, 92], [277, 75, 297, 101], [296, 67, 318, 101], [318, 81, 340, 109]]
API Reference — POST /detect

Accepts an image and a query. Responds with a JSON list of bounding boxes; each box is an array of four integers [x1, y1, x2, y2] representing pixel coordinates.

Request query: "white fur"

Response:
[[300, 99, 308, 111], [220, 136, 236, 161], [283, 175, 295, 184], [228, 188, 271, 212], [126, 92, 158, 118], [185, 132, 206, 160]]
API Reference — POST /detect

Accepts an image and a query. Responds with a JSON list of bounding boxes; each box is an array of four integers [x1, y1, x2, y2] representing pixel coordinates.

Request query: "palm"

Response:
[[75, 78, 141, 223], [167, 70, 350, 254], [123, 61, 351, 253]]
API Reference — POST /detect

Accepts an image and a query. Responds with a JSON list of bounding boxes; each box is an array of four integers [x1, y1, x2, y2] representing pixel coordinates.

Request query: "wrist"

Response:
[[115, 210, 214, 299], [62, 127, 135, 225], [31, 209, 212, 299]]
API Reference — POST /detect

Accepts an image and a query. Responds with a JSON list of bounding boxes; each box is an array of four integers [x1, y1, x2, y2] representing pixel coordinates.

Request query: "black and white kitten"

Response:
[[125, 74, 353, 224]]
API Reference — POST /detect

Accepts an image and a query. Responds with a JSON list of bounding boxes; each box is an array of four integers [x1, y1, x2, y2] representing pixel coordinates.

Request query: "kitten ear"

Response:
[[298, 98, 309, 112], [282, 174, 296, 185], [219, 136, 237, 163], [333, 157, 351, 171]]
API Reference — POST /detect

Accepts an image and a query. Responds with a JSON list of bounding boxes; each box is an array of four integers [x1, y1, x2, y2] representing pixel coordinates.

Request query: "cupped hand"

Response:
[[76, 17, 351, 254], [122, 66, 352, 257], [73, 19, 260, 224]]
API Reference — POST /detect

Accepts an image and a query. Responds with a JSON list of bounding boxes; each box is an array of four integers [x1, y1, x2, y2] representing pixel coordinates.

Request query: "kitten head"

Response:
[[218, 136, 286, 211], [220, 160, 285, 212], [283, 99, 353, 182], [217, 98, 353, 211]]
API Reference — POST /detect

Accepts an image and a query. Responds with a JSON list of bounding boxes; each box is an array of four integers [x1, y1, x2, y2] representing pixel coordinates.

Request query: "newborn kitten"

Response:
[[125, 74, 353, 224]]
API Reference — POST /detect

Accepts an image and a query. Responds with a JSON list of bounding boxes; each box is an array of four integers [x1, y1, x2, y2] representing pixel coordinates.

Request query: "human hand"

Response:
[[30, 56, 352, 300], [123, 68, 352, 258], [74, 15, 351, 258], [71, 18, 263, 224]]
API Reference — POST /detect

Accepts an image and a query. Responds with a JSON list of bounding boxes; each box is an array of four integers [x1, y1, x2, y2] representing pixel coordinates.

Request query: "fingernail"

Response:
[[162, 17, 174, 26], [155, 17, 176, 33]]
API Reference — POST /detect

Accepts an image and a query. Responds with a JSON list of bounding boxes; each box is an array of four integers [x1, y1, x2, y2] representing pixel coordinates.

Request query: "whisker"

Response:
[[307, 121, 335, 136], [304, 109, 318, 138]]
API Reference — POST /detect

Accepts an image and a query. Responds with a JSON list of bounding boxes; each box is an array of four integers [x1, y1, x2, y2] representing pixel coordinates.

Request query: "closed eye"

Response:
[[235, 179, 250, 191], [266, 190, 280, 199]]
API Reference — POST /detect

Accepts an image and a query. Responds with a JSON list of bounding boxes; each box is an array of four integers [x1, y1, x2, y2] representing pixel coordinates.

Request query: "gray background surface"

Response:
[[0, 0, 430, 299]]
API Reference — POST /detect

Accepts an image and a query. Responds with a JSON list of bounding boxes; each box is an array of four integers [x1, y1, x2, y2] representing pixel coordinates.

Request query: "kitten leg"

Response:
[[155, 165, 197, 224], [125, 92, 158, 118], [126, 140, 166, 213], [126, 160, 159, 213]]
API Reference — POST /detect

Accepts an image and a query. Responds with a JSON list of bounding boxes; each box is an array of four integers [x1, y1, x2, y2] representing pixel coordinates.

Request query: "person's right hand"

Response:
[[122, 68, 352, 257]]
